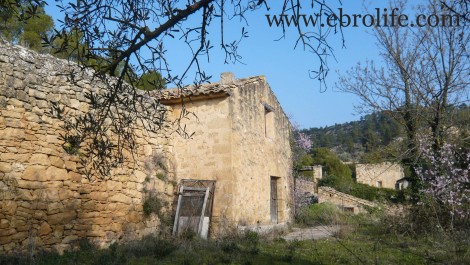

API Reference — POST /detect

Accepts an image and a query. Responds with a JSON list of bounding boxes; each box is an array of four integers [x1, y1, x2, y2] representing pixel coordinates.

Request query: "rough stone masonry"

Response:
[[0, 40, 170, 254], [0, 41, 294, 254]]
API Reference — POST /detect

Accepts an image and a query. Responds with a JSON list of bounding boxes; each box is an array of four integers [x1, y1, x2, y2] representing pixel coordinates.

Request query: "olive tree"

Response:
[[5, 0, 343, 179]]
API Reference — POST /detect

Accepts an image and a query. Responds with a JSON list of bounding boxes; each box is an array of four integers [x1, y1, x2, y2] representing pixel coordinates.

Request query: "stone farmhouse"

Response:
[[355, 162, 405, 190], [0, 41, 293, 253]]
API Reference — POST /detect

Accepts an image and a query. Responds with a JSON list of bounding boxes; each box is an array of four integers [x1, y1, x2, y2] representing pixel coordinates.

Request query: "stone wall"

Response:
[[0, 41, 172, 254], [166, 96, 236, 232], [297, 165, 322, 182], [230, 77, 292, 226], [295, 178, 317, 195], [164, 76, 293, 232], [356, 162, 404, 189], [317, 187, 376, 214], [0, 41, 293, 253]]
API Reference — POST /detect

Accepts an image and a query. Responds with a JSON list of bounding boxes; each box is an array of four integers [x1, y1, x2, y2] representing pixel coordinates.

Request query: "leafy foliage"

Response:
[[303, 112, 403, 162], [311, 147, 351, 179], [319, 174, 399, 203], [416, 142, 470, 227], [136, 71, 166, 91], [143, 193, 167, 217], [0, 0, 53, 52], [296, 202, 346, 226], [303, 105, 470, 163]]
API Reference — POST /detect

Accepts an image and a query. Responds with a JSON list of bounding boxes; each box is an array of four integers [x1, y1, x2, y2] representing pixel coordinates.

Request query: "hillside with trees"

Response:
[[302, 104, 470, 163]]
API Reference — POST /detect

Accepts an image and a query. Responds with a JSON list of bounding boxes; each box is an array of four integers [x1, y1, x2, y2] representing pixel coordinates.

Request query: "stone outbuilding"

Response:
[[161, 72, 293, 237], [355, 162, 405, 190], [0, 41, 293, 253]]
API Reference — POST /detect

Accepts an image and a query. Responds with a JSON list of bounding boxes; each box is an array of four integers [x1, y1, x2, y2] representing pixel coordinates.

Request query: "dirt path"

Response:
[[282, 225, 340, 241]]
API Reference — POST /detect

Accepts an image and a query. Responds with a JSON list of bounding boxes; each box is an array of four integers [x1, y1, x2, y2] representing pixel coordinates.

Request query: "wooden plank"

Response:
[[182, 193, 206, 197], [197, 187, 210, 236], [270, 177, 278, 224], [181, 187, 208, 191], [172, 186, 185, 236]]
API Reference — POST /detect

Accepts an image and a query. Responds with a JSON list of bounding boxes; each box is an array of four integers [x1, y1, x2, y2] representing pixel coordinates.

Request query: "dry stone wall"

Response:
[[0, 41, 173, 254], [318, 187, 376, 214]]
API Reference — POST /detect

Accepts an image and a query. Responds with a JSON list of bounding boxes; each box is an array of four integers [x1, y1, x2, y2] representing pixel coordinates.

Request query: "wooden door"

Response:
[[270, 177, 278, 224]]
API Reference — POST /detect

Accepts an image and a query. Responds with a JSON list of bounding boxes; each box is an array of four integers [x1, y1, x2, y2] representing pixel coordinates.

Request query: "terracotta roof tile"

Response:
[[158, 75, 265, 102]]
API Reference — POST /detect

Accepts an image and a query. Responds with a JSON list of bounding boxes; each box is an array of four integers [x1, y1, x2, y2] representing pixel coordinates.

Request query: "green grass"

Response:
[[2, 207, 469, 265], [2, 227, 469, 265]]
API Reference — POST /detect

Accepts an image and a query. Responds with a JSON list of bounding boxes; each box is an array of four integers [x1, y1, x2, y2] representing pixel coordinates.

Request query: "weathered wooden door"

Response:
[[172, 180, 215, 239], [270, 177, 278, 224]]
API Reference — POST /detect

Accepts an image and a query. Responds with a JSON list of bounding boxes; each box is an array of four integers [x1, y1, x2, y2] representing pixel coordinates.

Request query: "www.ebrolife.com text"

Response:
[[266, 8, 461, 28]]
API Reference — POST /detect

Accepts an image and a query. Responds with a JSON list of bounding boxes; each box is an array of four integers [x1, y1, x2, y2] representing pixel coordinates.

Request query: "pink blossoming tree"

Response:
[[416, 141, 470, 226]]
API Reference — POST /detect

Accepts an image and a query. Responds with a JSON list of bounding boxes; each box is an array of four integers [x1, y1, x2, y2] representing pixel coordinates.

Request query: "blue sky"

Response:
[[45, 1, 399, 129]]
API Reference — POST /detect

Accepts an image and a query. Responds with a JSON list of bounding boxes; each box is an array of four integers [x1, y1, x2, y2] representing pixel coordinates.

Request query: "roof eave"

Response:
[[159, 91, 231, 105]]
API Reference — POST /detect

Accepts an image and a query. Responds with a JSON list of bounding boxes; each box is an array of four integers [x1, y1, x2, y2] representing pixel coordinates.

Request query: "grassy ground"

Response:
[[2, 204, 469, 265]]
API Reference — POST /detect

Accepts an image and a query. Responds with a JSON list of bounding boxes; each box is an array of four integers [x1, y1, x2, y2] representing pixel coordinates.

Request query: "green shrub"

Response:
[[319, 174, 399, 203], [349, 183, 398, 202], [296, 202, 346, 226], [142, 193, 166, 217], [312, 148, 352, 179], [243, 231, 260, 254], [156, 172, 167, 181], [127, 235, 177, 258]]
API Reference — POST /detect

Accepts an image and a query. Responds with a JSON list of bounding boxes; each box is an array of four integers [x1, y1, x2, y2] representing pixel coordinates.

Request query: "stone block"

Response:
[[0, 127, 24, 140], [126, 211, 141, 223], [0, 228, 16, 237], [40, 188, 60, 201], [29, 153, 49, 165], [88, 191, 108, 201], [7, 98, 23, 107], [47, 202, 64, 215], [21, 165, 47, 181], [69, 99, 80, 109], [61, 235, 79, 244], [64, 161, 77, 171], [107, 223, 122, 232], [108, 193, 133, 204], [16, 90, 28, 102], [106, 180, 122, 191], [33, 210, 47, 220], [31, 106, 44, 115], [63, 199, 81, 210], [68, 172, 82, 182], [11, 231, 28, 241], [46, 166, 68, 181], [2, 201, 17, 215], [17, 189, 37, 201], [0, 235, 13, 245], [0, 219, 10, 229], [86, 230, 106, 237], [135, 170, 147, 183], [59, 189, 77, 200], [0, 162, 12, 173], [24, 112, 40, 123], [28, 89, 46, 100], [42, 237, 61, 245], [48, 211, 77, 225]]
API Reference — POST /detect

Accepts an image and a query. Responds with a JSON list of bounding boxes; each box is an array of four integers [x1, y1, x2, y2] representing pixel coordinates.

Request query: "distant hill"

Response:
[[302, 104, 470, 163]]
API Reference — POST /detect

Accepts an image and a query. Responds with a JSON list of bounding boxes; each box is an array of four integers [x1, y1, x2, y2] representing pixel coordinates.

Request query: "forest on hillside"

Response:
[[302, 104, 470, 163]]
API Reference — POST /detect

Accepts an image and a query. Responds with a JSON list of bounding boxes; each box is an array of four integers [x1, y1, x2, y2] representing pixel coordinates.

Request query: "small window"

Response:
[[377, 181, 383, 188], [264, 107, 274, 139]]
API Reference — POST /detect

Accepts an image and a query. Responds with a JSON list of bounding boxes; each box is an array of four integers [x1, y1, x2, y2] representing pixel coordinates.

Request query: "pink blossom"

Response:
[[416, 141, 470, 219]]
